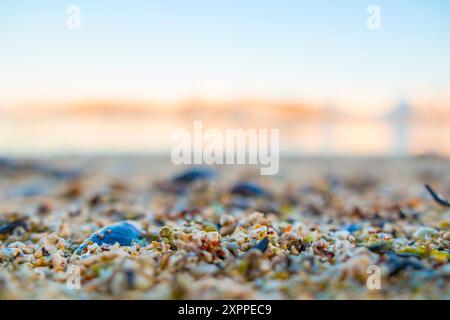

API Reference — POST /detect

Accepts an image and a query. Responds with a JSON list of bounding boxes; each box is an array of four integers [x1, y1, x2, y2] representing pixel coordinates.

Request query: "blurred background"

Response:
[[1, 0, 450, 157]]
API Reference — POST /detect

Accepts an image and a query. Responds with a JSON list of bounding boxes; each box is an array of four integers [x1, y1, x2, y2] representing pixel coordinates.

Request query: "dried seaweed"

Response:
[[425, 184, 450, 208]]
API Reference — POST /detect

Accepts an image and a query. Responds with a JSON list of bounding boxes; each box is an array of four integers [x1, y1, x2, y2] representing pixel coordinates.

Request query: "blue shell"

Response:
[[230, 182, 270, 197], [387, 253, 425, 277], [344, 224, 361, 234], [76, 222, 142, 254], [0, 219, 27, 234], [253, 237, 269, 252], [171, 168, 216, 184]]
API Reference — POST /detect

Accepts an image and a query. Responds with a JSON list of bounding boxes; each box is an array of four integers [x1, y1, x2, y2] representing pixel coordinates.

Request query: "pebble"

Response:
[[190, 262, 218, 277], [51, 252, 64, 269], [413, 227, 438, 241], [0, 248, 17, 262], [219, 214, 236, 236]]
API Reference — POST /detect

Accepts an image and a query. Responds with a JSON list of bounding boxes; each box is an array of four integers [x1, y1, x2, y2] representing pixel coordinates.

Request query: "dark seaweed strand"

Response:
[[425, 184, 450, 208]]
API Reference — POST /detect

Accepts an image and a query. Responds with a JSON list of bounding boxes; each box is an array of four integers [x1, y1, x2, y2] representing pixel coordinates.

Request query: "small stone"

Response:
[[219, 214, 236, 236], [51, 253, 64, 269], [413, 227, 438, 240], [190, 262, 218, 277], [0, 248, 16, 262]]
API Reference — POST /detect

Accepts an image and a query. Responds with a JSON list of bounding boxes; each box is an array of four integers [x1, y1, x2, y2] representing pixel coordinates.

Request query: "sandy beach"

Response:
[[1, 156, 449, 299]]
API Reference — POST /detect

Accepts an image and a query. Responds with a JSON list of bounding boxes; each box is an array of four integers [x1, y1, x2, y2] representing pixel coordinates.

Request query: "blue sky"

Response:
[[1, 0, 450, 114]]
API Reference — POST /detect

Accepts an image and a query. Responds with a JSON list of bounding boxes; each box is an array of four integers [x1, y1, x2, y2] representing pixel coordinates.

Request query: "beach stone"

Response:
[[413, 227, 438, 240]]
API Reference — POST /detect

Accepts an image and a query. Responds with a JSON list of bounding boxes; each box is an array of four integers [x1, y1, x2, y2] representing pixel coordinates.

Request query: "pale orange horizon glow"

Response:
[[2, 88, 450, 121]]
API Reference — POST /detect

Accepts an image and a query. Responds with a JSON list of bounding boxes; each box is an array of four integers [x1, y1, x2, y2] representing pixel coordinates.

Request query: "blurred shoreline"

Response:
[[1, 99, 450, 157], [1, 116, 449, 157]]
